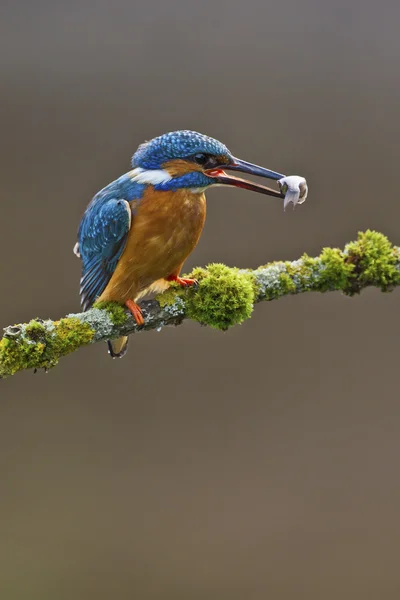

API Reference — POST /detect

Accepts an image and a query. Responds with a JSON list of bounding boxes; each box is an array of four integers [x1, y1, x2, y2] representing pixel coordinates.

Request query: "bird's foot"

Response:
[[125, 299, 145, 326], [166, 275, 198, 288]]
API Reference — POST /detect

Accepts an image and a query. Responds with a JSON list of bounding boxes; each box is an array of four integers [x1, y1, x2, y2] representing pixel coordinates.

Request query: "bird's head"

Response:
[[130, 130, 287, 198]]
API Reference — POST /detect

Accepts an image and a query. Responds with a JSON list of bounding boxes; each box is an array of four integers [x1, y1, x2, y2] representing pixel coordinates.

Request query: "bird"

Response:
[[74, 130, 304, 358]]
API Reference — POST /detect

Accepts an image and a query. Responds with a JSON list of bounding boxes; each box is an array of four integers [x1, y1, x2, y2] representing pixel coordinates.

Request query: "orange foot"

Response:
[[166, 275, 198, 288], [125, 299, 145, 326]]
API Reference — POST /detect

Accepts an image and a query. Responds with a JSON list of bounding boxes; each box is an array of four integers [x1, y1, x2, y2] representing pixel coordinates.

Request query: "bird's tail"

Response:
[[107, 336, 129, 358]]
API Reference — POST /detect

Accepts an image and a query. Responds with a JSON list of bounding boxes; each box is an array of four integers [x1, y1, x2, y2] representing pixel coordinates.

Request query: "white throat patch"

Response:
[[129, 167, 172, 186]]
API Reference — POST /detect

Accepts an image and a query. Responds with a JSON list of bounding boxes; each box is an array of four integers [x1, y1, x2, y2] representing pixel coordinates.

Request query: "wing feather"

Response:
[[77, 198, 132, 310]]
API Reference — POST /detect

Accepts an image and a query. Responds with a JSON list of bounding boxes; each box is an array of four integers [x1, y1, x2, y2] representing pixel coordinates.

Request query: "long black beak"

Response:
[[205, 157, 285, 198]]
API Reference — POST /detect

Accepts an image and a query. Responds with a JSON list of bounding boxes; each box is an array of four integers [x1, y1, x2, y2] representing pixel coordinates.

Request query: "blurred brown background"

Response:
[[1, 0, 400, 598]]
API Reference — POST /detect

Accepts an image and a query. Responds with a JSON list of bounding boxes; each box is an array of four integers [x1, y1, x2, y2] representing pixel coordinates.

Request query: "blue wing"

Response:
[[77, 197, 132, 310]]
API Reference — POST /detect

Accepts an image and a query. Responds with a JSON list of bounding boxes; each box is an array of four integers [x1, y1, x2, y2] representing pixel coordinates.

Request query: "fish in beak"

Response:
[[205, 158, 308, 208]]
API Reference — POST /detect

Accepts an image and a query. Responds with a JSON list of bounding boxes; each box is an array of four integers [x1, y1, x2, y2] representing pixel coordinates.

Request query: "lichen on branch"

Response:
[[1, 230, 399, 378]]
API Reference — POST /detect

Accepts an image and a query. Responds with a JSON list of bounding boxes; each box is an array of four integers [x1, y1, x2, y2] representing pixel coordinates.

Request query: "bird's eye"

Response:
[[191, 153, 220, 169], [192, 153, 210, 165]]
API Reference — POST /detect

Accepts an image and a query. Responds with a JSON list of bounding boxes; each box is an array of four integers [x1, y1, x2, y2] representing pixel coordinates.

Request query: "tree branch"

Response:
[[1, 230, 399, 378]]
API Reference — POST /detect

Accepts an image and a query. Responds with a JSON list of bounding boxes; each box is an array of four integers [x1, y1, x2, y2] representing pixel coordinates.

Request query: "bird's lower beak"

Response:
[[205, 157, 285, 198]]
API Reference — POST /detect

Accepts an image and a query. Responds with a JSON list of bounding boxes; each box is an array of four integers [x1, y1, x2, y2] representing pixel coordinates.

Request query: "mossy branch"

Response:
[[1, 230, 399, 378]]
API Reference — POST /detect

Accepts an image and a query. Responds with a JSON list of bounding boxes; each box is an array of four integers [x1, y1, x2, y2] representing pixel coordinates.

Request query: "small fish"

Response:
[[278, 176, 308, 210]]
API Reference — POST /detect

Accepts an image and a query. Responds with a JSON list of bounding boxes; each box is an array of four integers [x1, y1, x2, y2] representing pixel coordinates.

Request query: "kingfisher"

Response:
[[74, 130, 307, 358]]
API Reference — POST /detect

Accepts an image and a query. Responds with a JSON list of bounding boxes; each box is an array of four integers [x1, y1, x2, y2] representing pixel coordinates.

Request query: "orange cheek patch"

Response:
[[162, 159, 203, 177]]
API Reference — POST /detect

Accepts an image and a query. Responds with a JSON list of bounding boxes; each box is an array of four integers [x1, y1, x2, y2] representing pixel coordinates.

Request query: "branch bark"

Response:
[[1, 230, 399, 378]]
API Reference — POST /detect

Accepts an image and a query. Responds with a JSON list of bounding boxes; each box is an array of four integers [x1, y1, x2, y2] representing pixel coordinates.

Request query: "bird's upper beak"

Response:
[[204, 157, 285, 198]]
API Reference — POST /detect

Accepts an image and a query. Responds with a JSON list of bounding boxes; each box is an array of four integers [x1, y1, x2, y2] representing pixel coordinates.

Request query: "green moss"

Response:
[[0, 317, 94, 378], [52, 318, 94, 354], [25, 320, 46, 342], [299, 254, 318, 271], [248, 261, 290, 301], [188, 266, 208, 281], [0, 336, 47, 377], [317, 247, 355, 291], [93, 301, 127, 326], [344, 230, 400, 293], [156, 286, 185, 308], [157, 264, 255, 329], [284, 254, 319, 290], [278, 271, 297, 295], [184, 263, 255, 330], [258, 246, 357, 298]]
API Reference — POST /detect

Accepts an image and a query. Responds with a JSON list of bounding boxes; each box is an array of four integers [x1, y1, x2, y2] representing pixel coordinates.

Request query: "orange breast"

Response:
[[98, 187, 206, 303]]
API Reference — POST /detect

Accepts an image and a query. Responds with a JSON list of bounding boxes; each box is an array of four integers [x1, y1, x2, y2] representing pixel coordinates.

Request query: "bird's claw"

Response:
[[125, 299, 145, 327], [178, 277, 199, 289], [167, 275, 199, 289]]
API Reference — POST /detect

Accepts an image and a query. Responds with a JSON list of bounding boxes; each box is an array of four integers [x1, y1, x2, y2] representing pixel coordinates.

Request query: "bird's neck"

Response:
[[129, 167, 210, 193]]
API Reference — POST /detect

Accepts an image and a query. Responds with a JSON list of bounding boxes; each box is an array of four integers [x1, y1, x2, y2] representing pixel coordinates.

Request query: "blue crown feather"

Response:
[[132, 130, 231, 169]]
